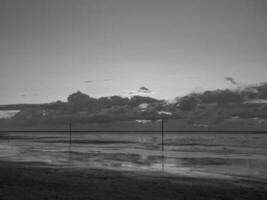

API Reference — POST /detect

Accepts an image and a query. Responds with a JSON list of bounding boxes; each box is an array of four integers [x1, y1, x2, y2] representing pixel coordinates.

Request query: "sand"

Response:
[[0, 161, 266, 200]]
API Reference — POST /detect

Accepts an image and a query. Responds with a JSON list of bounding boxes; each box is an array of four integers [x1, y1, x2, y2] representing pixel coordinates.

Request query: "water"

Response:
[[0, 132, 267, 180]]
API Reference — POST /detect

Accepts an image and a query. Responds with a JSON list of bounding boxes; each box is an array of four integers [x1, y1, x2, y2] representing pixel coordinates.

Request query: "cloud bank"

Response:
[[127, 86, 154, 96]]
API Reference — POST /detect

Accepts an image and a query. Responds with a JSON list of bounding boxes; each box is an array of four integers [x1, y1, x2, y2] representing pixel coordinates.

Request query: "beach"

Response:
[[1, 132, 267, 179], [0, 161, 266, 200], [0, 132, 267, 199]]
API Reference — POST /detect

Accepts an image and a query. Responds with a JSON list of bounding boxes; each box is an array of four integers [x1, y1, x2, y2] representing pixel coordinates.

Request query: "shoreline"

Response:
[[0, 161, 266, 200]]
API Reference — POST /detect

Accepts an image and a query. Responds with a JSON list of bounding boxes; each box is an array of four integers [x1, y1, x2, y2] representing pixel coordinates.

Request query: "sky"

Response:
[[0, 0, 266, 104]]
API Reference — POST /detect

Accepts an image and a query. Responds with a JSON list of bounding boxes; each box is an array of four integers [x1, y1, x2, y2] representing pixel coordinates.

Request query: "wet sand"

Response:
[[0, 161, 266, 200]]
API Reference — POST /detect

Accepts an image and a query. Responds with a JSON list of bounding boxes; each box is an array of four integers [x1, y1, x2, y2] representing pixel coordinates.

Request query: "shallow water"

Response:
[[0, 132, 267, 179]]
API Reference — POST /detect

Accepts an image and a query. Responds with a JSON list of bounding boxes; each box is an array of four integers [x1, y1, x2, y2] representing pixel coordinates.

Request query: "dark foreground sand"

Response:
[[0, 161, 266, 200]]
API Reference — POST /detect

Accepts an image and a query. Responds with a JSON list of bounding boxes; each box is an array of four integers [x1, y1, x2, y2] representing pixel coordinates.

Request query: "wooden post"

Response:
[[69, 123, 72, 144], [161, 119, 164, 151], [161, 119, 164, 171]]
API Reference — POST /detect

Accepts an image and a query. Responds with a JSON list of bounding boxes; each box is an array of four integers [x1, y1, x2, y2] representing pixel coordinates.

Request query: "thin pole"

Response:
[[161, 119, 164, 171], [161, 120, 164, 151], [69, 123, 72, 144], [68, 123, 73, 164]]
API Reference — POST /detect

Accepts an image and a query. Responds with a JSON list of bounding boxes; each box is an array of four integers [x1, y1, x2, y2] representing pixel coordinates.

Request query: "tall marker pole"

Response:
[[69, 123, 72, 144], [161, 119, 164, 171], [161, 119, 164, 151]]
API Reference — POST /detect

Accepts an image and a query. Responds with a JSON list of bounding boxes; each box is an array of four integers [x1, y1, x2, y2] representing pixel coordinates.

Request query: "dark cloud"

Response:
[[225, 77, 238, 86], [138, 86, 150, 93], [84, 80, 93, 83], [104, 78, 113, 82], [128, 86, 154, 96], [20, 93, 39, 97]]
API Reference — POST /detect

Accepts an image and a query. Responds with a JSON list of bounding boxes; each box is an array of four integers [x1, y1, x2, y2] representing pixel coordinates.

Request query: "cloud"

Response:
[[138, 86, 151, 93], [127, 86, 154, 96], [20, 93, 39, 97], [104, 78, 113, 82], [84, 79, 112, 83], [225, 77, 238, 86], [84, 80, 93, 83]]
